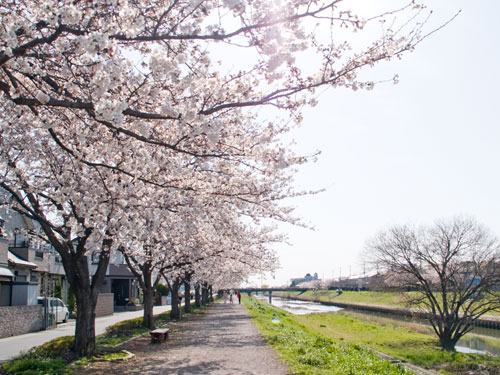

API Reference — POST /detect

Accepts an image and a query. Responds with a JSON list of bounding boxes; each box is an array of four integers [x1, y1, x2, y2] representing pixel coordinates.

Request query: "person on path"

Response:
[[229, 292, 233, 304], [223, 290, 228, 304], [237, 291, 241, 304]]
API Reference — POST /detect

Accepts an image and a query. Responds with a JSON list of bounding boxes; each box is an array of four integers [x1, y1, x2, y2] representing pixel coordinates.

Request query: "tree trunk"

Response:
[[439, 334, 459, 351], [201, 282, 209, 305], [208, 285, 214, 302], [121, 254, 157, 330], [62, 246, 110, 357], [194, 283, 201, 308], [142, 286, 155, 330], [73, 283, 97, 356], [139, 264, 155, 330], [184, 276, 192, 314], [20, 192, 110, 357], [438, 326, 460, 351], [170, 278, 182, 320]]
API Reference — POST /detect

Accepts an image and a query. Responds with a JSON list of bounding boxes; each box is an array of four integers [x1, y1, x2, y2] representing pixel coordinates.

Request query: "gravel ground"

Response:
[[75, 303, 290, 375]]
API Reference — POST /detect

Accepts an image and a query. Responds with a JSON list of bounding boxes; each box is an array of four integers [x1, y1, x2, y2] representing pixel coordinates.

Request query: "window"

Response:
[[35, 251, 44, 260]]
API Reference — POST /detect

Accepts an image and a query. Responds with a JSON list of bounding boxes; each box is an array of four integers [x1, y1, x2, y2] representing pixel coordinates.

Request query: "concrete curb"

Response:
[[370, 348, 441, 375]]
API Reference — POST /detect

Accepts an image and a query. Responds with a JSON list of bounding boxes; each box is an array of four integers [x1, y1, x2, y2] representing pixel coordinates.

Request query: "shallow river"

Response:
[[255, 295, 500, 356]]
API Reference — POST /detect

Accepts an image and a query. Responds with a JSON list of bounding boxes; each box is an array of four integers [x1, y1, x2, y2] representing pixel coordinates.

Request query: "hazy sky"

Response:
[[259, 0, 500, 286]]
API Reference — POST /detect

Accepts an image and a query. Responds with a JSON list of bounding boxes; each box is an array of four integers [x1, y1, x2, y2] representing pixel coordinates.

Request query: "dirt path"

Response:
[[75, 302, 289, 375]]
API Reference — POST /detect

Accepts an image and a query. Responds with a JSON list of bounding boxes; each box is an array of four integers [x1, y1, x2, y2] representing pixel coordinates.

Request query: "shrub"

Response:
[[104, 317, 144, 336], [54, 281, 62, 300], [156, 283, 169, 296], [67, 286, 76, 314], [2, 356, 71, 375], [30, 336, 74, 359]]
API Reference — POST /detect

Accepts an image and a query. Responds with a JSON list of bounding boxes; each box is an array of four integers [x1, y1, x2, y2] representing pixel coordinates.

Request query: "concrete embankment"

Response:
[[273, 293, 500, 330]]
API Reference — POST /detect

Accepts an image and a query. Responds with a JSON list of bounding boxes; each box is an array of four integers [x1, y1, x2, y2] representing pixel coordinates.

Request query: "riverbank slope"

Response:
[[249, 296, 500, 375]]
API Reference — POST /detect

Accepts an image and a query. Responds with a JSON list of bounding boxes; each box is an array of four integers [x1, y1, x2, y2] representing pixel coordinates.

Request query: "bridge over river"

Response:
[[237, 287, 313, 303]]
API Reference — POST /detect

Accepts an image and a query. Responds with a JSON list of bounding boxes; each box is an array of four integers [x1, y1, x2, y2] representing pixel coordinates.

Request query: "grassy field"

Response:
[[245, 296, 500, 375]]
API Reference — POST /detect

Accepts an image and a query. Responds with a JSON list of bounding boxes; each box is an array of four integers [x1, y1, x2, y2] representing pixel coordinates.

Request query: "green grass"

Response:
[[249, 296, 500, 374], [96, 316, 150, 348], [72, 351, 130, 368], [243, 296, 413, 375], [1, 337, 75, 375], [335, 291, 409, 306], [278, 290, 409, 307], [293, 311, 447, 368], [2, 357, 71, 375]]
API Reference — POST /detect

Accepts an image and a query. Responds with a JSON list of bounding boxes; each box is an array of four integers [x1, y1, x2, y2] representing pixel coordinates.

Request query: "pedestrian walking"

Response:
[[237, 291, 241, 304], [229, 292, 234, 304], [223, 290, 228, 304]]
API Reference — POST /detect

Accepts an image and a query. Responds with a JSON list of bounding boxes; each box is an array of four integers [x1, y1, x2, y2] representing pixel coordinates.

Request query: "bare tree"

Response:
[[366, 217, 500, 351]]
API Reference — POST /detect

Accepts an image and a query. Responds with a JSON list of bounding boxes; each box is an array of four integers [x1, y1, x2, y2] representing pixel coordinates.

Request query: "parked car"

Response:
[[37, 297, 69, 323]]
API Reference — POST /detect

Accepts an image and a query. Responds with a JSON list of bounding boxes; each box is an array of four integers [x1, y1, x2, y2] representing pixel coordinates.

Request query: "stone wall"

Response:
[[0, 305, 43, 338], [95, 293, 114, 317]]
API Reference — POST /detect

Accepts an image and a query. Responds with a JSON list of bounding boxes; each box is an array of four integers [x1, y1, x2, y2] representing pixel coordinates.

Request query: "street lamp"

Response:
[[13, 228, 20, 247]]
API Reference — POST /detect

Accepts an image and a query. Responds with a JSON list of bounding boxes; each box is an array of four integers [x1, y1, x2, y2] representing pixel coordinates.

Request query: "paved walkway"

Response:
[[76, 303, 289, 375]]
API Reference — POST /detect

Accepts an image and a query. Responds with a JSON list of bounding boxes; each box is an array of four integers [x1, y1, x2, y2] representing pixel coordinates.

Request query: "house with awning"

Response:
[[0, 207, 68, 304], [7, 248, 38, 306], [0, 212, 39, 307], [0, 219, 44, 338]]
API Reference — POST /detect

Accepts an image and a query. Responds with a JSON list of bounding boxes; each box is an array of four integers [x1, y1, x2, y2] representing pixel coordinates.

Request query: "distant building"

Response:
[[332, 272, 381, 290], [290, 272, 319, 287]]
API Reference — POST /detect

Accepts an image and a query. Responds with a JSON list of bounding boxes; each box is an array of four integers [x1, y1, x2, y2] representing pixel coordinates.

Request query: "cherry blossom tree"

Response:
[[0, 152, 122, 356], [119, 206, 200, 327]]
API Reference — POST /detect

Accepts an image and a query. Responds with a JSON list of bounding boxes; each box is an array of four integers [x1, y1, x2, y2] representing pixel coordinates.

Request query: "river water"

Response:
[[255, 295, 500, 356]]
